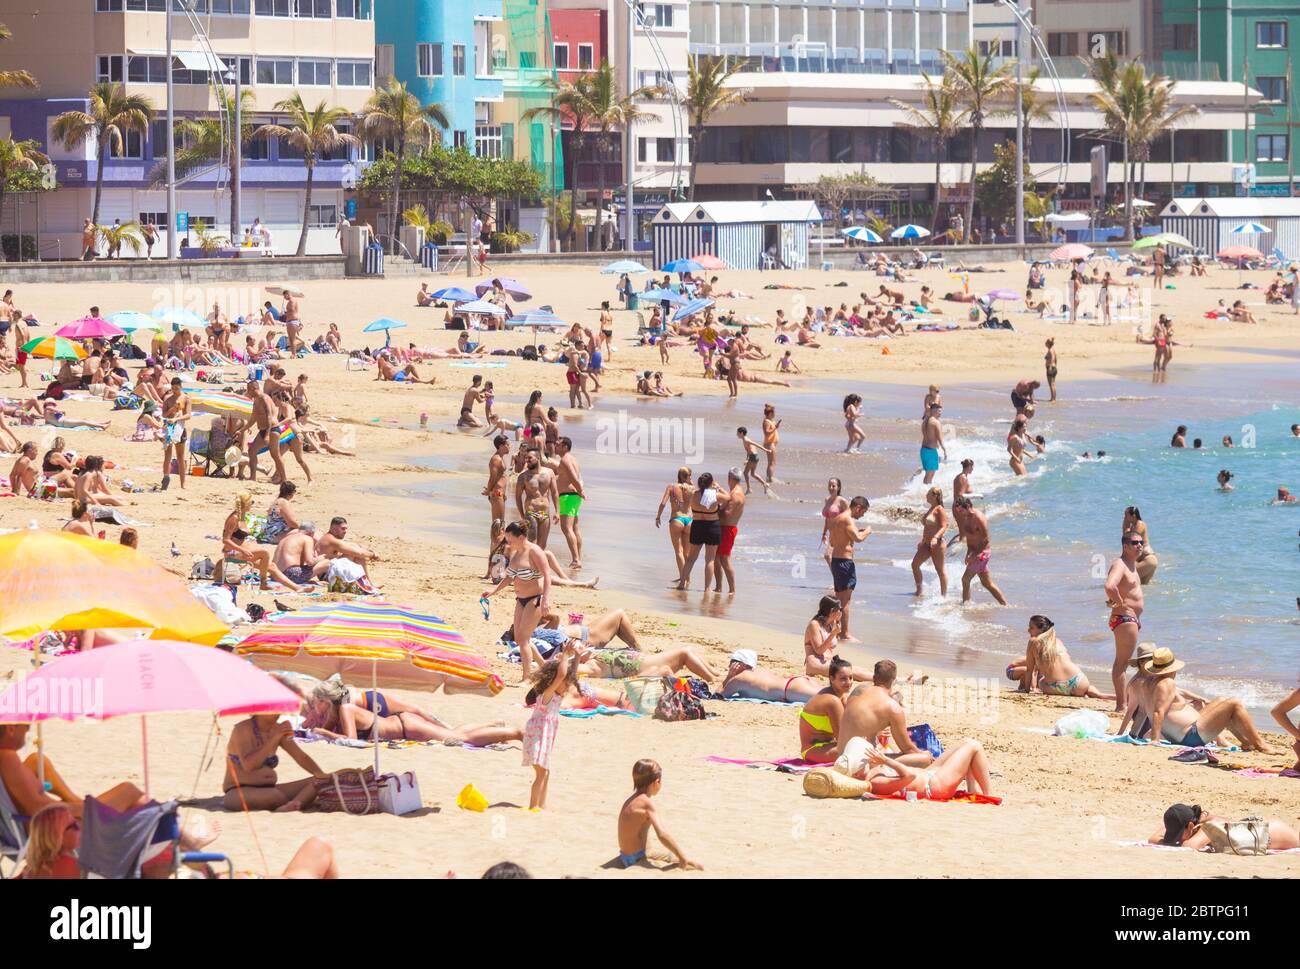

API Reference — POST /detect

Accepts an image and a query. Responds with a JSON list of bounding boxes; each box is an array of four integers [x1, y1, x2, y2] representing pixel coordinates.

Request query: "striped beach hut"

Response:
[[1160, 197, 1300, 259], [652, 200, 822, 271]]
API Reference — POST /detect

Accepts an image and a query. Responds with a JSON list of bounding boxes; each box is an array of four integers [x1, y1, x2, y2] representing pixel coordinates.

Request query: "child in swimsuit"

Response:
[[616, 759, 701, 871]]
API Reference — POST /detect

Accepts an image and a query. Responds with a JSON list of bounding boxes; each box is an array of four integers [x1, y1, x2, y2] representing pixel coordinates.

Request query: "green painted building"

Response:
[[1158, 0, 1298, 191]]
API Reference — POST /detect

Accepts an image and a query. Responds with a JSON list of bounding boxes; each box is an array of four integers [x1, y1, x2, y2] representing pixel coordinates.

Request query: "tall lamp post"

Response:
[[225, 65, 242, 240], [623, 0, 636, 252], [166, 1, 177, 259]]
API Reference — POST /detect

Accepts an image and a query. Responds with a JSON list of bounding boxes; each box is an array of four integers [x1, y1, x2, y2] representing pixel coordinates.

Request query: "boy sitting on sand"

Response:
[[617, 759, 702, 871]]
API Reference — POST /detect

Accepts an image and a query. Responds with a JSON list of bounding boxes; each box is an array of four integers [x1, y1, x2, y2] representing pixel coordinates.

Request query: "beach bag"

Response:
[[1202, 818, 1270, 855], [623, 676, 666, 716], [377, 771, 422, 816], [907, 723, 944, 759], [315, 767, 383, 815], [653, 677, 706, 722], [1052, 709, 1110, 739]]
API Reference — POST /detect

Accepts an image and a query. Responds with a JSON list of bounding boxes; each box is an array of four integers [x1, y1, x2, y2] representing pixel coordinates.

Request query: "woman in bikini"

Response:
[[1009, 615, 1114, 700], [483, 520, 551, 680], [308, 681, 522, 747], [487, 536, 598, 588], [843, 394, 865, 453], [857, 737, 994, 801], [1123, 505, 1158, 584], [910, 486, 949, 596], [676, 471, 722, 591], [1044, 338, 1058, 401], [222, 714, 330, 812], [655, 466, 695, 580], [803, 595, 868, 681], [820, 476, 850, 570], [761, 403, 780, 484], [798, 657, 855, 763]]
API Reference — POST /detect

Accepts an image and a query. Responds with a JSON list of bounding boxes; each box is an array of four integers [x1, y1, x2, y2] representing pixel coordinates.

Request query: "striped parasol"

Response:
[[190, 389, 254, 417], [20, 336, 86, 361], [232, 600, 493, 691]]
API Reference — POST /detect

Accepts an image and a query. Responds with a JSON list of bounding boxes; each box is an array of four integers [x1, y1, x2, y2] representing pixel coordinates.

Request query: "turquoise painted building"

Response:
[[1159, 0, 1300, 190], [376, 0, 505, 156]]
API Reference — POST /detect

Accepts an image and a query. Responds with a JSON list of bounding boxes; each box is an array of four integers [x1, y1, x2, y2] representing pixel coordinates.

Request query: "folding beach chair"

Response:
[[78, 796, 231, 880], [0, 782, 28, 878], [927, 250, 946, 268]]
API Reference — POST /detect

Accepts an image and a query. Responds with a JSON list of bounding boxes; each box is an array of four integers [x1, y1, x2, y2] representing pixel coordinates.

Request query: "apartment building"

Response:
[[0, 0, 375, 256]]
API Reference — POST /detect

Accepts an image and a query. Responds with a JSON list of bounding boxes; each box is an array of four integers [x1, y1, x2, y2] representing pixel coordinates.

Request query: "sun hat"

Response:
[[1141, 646, 1185, 676], [729, 649, 757, 670], [1130, 642, 1157, 668]]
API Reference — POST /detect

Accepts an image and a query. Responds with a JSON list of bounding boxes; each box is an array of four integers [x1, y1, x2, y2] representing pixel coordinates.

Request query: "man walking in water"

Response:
[[954, 496, 1007, 605], [555, 436, 586, 569], [827, 495, 872, 643], [715, 468, 746, 594], [920, 402, 946, 484], [1105, 530, 1146, 710], [482, 434, 511, 577]]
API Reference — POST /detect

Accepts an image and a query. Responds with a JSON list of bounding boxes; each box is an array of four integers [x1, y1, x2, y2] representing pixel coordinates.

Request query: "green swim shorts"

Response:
[[558, 492, 584, 517], [594, 649, 641, 678]]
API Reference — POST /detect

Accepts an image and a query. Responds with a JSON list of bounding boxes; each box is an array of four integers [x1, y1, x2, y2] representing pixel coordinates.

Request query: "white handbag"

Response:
[[377, 771, 422, 816]]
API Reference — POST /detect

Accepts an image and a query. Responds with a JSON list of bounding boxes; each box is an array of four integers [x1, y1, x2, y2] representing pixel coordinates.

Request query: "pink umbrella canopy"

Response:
[[55, 316, 126, 340], [690, 254, 728, 270], [1049, 243, 1094, 261], [0, 639, 300, 723], [1216, 245, 1264, 260], [986, 288, 1023, 301]]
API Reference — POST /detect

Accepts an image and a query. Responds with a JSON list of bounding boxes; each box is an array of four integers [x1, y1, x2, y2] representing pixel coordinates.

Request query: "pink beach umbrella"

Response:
[[1048, 243, 1094, 261], [0, 639, 301, 794], [55, 316, 126, 340], [690, 253, 729, 270]]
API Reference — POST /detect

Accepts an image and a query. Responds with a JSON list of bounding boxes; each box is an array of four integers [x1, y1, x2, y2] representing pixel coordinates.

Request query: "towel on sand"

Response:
[[561, 706, 641, 719]]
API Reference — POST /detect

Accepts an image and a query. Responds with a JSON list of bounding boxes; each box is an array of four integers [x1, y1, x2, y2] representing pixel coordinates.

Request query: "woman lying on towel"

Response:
[[525, 676, 634, 712], [306, 679, 523, 748], [841, 736, 995, 800], [1151, 803, 1299, 850]]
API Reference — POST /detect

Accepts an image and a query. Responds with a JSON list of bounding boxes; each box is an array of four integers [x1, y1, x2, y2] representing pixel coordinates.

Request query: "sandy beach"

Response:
[[2, 257, 1298, 878]]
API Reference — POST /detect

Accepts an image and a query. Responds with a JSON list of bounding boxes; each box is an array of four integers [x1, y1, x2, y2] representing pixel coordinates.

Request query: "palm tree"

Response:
[[359, 78, 448, 255], [944, 46, 1013, 241], [52, 82, 154, 233], [0, 23, 37, 90], [94, 219, 145, 259], [1131, 74, 1199, 215], [256, 94, 358, 257], [578, 61, 657, 250], [1011, 67, 1055, 169], [890, 74, 968, 234], [0, 137, 48, 262], [681, 55, 749, 201], [523, 74, 597, 250]]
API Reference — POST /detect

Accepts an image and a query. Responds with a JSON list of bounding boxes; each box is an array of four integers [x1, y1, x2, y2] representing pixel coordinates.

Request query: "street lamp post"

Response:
[[623, 1, 636, 252], [227, 65, 242, 240], [1014, 8, 1025, 247], [166, 2, 177, 259]]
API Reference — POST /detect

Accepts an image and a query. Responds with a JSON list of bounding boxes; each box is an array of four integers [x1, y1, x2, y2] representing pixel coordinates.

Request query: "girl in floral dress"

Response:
[[522, 643, 577, 811]]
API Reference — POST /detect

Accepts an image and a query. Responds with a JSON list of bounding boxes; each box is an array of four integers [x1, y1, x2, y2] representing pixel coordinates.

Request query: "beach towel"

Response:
[[1115, 840, 1300, 854], [720, 695, 803, 707], [449, 360, 507, 368], [561, 706, 642, 719], [707, 755, 823, 771]]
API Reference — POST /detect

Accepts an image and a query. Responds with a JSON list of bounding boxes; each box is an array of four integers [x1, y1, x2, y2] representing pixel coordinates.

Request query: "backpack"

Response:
[[653, 677, 706, 722]]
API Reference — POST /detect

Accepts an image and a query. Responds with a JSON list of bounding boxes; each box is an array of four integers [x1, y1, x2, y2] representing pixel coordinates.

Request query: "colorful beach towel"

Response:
[[561, 706, 642, 719], [706, 755, 823, 769]]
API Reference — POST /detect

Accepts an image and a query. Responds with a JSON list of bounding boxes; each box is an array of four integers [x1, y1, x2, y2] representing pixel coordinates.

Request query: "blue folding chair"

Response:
[[0, 783, 29, 878]]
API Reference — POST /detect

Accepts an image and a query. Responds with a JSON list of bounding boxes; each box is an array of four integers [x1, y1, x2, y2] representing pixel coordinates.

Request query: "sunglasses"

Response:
[[1126, 539, 1145, 547]]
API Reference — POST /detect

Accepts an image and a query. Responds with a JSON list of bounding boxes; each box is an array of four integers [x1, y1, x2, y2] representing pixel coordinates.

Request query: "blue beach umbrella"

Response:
[[640, 287, 689, 305], [428, 286, 477, 303], [661, 258, 703, 274], [890, 224, 931, 240], [154, 307, 207, 331], [506, 308, 564, 349], [455, 299, 507, 316], [601, 259, 648, 274], [1230, 222, 1270, 236], [107, 310, 162, 333], [672, 297, 714, 322], [841, 226, 883, 243], [364, 317, 407, 348]]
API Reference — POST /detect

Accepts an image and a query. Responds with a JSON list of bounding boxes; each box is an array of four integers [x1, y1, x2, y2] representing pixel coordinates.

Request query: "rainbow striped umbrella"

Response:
[[190, 389, 254, 417], [234, 600, 497, 774], [20, 336, 86, 361]]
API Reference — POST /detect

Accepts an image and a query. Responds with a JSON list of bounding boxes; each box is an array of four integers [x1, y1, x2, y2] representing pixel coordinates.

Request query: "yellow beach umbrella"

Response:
[[0, 530, 228, 645]]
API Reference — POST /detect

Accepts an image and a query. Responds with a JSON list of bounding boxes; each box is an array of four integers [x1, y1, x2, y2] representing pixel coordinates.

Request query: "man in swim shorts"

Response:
[[920, 402, 946, 484], [827, 495, 872, 643], [955, 497, 1007, 606], [554, 436, 586, 569], [715, 468, 745, 594], [1010, 378, 1039, 417], [1105, 530, 1146, 711], [835, 660, 935, 767]]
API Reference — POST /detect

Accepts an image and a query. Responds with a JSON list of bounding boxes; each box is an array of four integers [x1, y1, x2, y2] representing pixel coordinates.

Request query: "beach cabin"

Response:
[[1159, 197, 1300, 259], [651, 200, 822, 270]]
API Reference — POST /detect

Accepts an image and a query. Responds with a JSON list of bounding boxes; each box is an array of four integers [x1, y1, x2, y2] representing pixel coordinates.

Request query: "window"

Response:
[[577, 43, 594, 70], [125, 0, 168, 9], [1256, 21, 1286, 48], [519, 51, 537, 69], [553, 43, 570, 70], [453, 130, 468, 149], [96, 0, 124, 9], [256, 58, 294, 85], [417, 43, 443, 77], [246, 135, 270, 160], [108, 129, 144, 160], [1088, 30, 1127, 57], [217, 55, 253, 87], [1046, 32, 1078, 57], [637, 137, 647, 162], [1258, 76, 1287, 104], [254, 0, 292, 16], [138, 211, 167, 227], [1171, 23, 1197, 51], [97, 55, 124, 83], [656, 137, 675, 163], [174, 0, 209, 10], [977, 39, 1017, 57], [475, 124, 502, 158], [453, 44, 466, 76], [278, 136, 304, 161], [308, 204, 337, 227], [298, 59, 331, 85], [337, 60, 372, 86], [336, 0, 358, 16], [149, 120, 168, 157], [638, 3, 673, 28], [128, 55, 167, 83], [1256, 133, 1287, 162], [210, 0, 252, 13]]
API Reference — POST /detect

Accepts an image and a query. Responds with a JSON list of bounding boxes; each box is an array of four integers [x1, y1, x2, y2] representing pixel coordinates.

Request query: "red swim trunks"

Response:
[[719, 525, 739, 557], [1109, 613, 1141, 632]]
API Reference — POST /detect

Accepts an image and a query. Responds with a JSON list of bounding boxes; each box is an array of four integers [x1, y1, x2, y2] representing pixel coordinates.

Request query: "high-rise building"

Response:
[[0, 0, 375, 257]]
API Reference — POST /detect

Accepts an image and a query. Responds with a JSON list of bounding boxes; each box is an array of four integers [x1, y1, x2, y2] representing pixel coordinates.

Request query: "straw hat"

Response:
[[1129, 642, 1157, 668], [1141, 646, 1185, 676], [803, 767, 873, 799]]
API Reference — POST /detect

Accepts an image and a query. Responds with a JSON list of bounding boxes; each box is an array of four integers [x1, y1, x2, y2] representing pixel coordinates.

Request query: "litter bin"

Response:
[[627, 293, 639, 310]]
